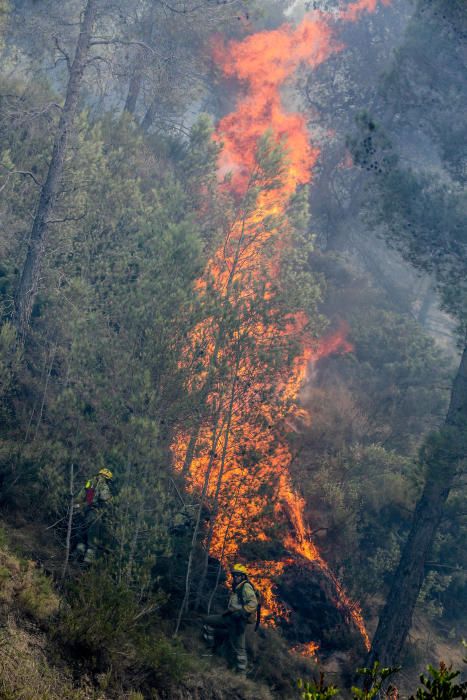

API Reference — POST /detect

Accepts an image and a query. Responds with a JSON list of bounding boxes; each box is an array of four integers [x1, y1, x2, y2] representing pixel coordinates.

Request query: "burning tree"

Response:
[[172, 4, 391, 648], [173, 132, 324, 632]]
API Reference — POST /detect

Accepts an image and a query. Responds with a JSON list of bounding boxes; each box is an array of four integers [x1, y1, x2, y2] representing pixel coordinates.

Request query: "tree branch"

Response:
[[53, 36, 71, 72], [0, 166, 43, 192], [45, 211, 87, 225], [89, 37, 167, 61]]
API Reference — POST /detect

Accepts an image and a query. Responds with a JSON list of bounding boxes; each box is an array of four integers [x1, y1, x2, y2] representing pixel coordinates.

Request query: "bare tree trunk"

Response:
[[61, 425, 80, 582], [125, 70, 144, 115], [61, 461, 75, 583], [181, 423, 202, 477], [125, 459, 148, 584], [126, 517, 141, 583], [24, 350, 50, 443], [14, 0, 97, 333], [117, 458, 133, 585], [141, 95, 158, 132], [33, 343, 56, 442], [180, 199, 253, 478], [124, 18, 154, 115], [367, 342, 467, 668], [206, 476, 245, 614], [174, 410, 224, 635], [180, 343, 225, 481], [175, 180, 262, 629]]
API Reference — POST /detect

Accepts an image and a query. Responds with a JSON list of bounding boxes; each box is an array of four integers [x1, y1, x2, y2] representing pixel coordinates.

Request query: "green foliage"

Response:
[[352, 663, 400, 700], [294, 259, 457, 613], [297, 674, 339, 700], [0, 0, 9, 50], [295, 663, 400, 700], [417, 570, 453, 620], [0, 321, 20, 422], [347, 308, 451, 448], [296, 661, 467, 700], [58, 566, 187, 682], [408, 663, 467, 700], [352, 0, 467, 335], [372, 165, 466, 329]]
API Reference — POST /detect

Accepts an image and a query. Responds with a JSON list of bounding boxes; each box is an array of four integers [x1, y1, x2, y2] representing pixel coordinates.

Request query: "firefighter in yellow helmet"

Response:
[[202, 563, 259, 675], [75, 468, 113, 564]]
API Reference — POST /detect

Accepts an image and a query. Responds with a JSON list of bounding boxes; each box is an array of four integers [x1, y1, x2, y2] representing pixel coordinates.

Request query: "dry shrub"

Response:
[[0, 549, 21, 606], [17, 561, 60, 621], [248, 628, 317, 698], [0, 619, 94, 700], [155, 667, 273, 700], [0, 543, 59, 623]]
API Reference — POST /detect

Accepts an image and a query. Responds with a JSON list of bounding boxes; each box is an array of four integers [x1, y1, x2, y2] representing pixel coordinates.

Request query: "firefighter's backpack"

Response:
[[85, 480, 95, 506]]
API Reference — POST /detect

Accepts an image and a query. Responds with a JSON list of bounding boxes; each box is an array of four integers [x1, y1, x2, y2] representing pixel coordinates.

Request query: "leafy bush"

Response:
[[297, 673, 339, 700], [408, 663, 467, 700], [58, 565, 187, 685], [351, 663, 400, 700], [296, 661, 467, 700]]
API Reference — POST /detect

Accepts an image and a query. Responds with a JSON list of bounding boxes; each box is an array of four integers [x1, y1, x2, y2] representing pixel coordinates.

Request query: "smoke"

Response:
[[285, 1, 339, 20]]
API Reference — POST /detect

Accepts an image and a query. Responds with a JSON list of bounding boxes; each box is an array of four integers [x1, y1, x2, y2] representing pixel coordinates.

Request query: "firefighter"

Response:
[[202, 563, 259, 676], [75, 467, 113, 564]]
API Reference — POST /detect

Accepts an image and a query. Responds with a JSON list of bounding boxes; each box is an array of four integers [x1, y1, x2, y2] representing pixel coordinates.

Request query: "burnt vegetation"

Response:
[[0, 0, 466, 698]]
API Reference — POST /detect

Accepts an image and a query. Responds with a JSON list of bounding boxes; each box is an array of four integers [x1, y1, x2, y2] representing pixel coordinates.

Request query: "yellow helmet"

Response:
[[98, 468, 113, 480], [231, 563, 248, 576]]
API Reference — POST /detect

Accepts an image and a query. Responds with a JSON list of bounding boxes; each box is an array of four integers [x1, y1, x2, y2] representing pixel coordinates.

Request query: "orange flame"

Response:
[[309, 322, 354, 363], [340, 0, 391, 22], [293, 641, 320, 658], [213, 16, 337, 195], [174, 0, 389, 654]]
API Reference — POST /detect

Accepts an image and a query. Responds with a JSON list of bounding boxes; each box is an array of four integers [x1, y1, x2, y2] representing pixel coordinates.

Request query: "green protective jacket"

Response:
[[228, 579, 258, 622]]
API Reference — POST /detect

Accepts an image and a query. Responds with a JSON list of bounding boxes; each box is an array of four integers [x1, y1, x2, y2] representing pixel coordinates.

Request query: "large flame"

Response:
[[174, 1, 389, 655], [213, 17, 336, 194]]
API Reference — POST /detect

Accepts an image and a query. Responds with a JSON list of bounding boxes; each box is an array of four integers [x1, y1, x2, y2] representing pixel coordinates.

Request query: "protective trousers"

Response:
[[76, 508, 103, 563], [203, 613, 248, 674]]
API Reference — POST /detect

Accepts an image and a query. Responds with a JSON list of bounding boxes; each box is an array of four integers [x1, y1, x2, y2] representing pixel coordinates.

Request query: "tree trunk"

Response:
[[61, 425, 79, 583], [14, 0, 96, 333], [61, 461, 75, 583], [367, 342, 467, 668], [180, 201, 253, 478], [141, 95, 158, 132], [194, 356, 240, 609], [124, 70, 144, 115], [124, 18, 154, 116], [174, 410, 225, 635], [206, 475, 245, 614]]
